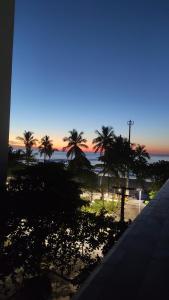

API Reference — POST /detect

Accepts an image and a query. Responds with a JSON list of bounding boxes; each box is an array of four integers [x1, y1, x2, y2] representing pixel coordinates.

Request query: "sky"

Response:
[[10, 0, 169, 153]]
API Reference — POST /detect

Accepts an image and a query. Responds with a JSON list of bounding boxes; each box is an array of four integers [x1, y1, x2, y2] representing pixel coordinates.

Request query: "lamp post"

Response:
[[138, 188, 142, 214], [0, 0, 15, 188], [113, 186, 134, 223], [127, 120, 134, 145], [126, 120, 134, 192]]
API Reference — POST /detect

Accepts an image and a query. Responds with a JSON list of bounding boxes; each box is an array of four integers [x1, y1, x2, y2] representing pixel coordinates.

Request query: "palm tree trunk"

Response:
[[26, 149, 30, 166], [120, 188, 125, 223], [0, 0, 15, 188], [107, 173, 110, 196]]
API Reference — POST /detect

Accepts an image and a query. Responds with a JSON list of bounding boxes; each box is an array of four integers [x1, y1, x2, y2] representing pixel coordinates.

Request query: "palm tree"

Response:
[[39, 135, 56, 162], [134, 144, 150, 162], [17, 131, 38, 165], [63, 129, 88, 159], [93, 126, 115, 199], [103, 135, 133, 177], [92, 126, 115, 154], [133, 144, 150, 184]]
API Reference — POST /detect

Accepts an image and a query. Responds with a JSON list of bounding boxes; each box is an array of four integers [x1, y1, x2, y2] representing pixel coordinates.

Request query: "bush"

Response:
[[82, 199, 119, 215]]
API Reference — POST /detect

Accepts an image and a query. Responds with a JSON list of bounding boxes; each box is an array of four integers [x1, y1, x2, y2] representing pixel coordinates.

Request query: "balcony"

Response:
[[73, 180, 169, 300]]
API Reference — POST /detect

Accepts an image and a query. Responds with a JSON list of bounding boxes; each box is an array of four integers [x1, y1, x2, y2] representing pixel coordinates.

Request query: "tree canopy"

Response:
[[39, 135, 56, 162], [92, 126, 115, 154], [17, 131, 37, 164], [63, 129, 88, 159]]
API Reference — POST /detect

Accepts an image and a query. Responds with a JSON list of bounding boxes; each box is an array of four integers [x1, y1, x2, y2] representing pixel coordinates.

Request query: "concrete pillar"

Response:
[[0, 0, 15, 188]]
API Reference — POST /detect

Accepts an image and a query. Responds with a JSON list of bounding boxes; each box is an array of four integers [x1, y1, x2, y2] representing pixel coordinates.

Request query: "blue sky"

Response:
[[10, 0, 169, 153]]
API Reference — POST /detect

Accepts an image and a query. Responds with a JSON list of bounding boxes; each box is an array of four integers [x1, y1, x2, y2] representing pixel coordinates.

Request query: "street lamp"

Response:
[[127, 120, 134, 144], [113, 186, 134, 223], [126, 120, 134, 192]]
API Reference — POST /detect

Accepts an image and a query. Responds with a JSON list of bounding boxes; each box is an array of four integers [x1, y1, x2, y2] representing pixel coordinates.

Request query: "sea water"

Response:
[[32, 151, 169, 165]]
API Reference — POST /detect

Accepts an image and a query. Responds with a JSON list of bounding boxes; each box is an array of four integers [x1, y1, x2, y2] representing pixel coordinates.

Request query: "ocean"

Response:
[[32, 151, 169, 165], [33, 151, 100, 165]]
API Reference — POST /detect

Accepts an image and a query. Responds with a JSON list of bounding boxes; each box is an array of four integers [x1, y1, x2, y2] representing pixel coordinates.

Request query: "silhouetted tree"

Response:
[[92, 126, 115, 155], [17, 131, 37, 165], [63, 129, 88, 159], [8, 146, 25, 176], [0, 199, 127, 299], [134, 145, 150, 161], [0, 162, 129, 299], [39, 135, 56, 162], [92, 126, 115, 198], [80, 170, 99, 201], [8, 145, 25, 162], [68, 154, 92, 173], [7, 163, 83, 215], [132, 144, 150, 186], [148, 160, 169, 190], [102, 135, 134, 183]]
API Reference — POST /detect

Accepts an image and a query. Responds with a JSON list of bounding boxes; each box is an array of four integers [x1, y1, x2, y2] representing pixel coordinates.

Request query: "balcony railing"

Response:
[[73, 180, 169, 300]]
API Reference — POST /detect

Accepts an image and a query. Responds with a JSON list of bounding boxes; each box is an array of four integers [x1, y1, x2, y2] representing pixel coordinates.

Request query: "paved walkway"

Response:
[[125, 199, 145, 220]]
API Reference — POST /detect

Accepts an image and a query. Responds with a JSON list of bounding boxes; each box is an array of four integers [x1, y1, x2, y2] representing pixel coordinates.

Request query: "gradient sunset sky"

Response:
[[10, 0, 169, 154]]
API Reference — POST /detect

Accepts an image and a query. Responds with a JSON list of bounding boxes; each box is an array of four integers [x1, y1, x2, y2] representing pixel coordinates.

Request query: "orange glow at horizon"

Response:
[[146, 146, 169, 155], [9, 135, 169, 155], [9, 132, 169, 155], [9, 134, 94, 152]]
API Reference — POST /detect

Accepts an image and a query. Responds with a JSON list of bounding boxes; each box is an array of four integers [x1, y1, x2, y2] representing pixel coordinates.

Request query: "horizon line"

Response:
[[9, 143, 169, 157]]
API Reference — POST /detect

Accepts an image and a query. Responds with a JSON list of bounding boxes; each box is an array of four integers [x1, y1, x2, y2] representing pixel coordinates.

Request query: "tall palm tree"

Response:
[[133, 144, 150, 184], [63, 129, 88, 159], [17, 131, 37, 165], [103, 135, 133, 177], [93, 126, 115, 201], [92, 126, 115, 154], [39, 135, 56, 162]]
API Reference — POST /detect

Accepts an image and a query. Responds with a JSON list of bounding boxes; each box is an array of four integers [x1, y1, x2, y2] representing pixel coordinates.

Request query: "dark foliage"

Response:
[[6, 163, 83, 216], [0, 163, 129, 299], [8, 146, 25, 172], [101, 135, 134, 177], [148, 160, 169, 189], [68, 155, 92, 174]]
